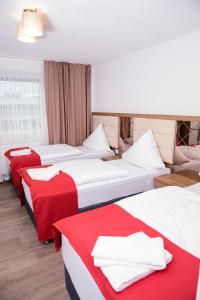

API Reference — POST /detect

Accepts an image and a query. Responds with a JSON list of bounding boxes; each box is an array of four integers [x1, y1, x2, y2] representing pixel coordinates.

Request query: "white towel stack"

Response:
[[91, 232, 172, 292], [10, 149, 32, 156], [26, 159, 102, 181], [27, 165, 61, 181]]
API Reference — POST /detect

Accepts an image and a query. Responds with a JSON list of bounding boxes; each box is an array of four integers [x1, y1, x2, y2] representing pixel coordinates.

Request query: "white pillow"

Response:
[[122, 130, 165, 170], [83, 124, 111, 152], [178, 145, 200, 160], [174, 147, 189, 165]]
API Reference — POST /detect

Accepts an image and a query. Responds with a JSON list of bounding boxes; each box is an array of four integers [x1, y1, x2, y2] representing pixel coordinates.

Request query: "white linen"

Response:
[[22, 160, 170, 211], [83, 124, 112, 152], [27, 159, 128, 184], [10, 149, 32, 156], [117, 186, 200, 258], [122, 130, 165, 170], [32, 144, 82, 161], [61, 186, 200, 300], [62, 236, 105, 300], [38, 147, 114, 165], [27, 159, 102, 181], [53, 159, 102, 169], [92, 232, 172, 292], [92, 232, 169, 270], [186, 183, 200, 196], [173, 159, 200, 172], [62, 161, 128, 186], [174, 147, 189, 165], [178, 145, 200, 160], [27, 166, 60, 181]]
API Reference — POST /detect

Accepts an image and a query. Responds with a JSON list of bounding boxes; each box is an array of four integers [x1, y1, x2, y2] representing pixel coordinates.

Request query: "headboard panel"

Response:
[[133, 118, 176, 164], [92, 115, 119, 148]]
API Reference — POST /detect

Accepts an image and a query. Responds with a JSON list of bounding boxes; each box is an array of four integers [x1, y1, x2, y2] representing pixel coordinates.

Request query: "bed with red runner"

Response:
[[18, 166, 78, 242], [5, 147, 41, 199], [52, 186, 200, 300]]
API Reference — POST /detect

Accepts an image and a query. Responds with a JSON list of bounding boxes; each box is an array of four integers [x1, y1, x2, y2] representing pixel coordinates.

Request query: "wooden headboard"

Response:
[[92, 112, 200, 164]]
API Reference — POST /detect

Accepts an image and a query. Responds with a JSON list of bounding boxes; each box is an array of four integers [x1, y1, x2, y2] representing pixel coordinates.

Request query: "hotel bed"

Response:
[[5, 144, 113, 180], [19, 127, 173, 242], [21, 159, 170, 242], [53, 186, 200, 300], [22, 160, 170, 211], [5, 123, 114, 197], [15, 144, 113, 165]]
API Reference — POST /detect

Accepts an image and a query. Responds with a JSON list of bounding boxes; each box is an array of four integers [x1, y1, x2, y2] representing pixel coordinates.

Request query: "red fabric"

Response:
[[53, 204, 200, 300], [18, 167, 78, 242], [4, 147, 41, 201]]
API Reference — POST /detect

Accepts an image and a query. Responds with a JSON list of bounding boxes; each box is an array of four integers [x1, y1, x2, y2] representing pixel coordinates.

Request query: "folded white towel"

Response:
[[27, 159, 103, 181], [27, 166, 60, 181], [91, 232, 172, 292], [92, 232, 167, 270], [10, 149, 32, 156]]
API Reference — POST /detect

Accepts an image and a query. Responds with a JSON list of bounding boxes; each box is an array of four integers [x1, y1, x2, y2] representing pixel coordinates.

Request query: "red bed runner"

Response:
[[4, 147, 41, 200], [18, 167, 78, 242], [53, 204, 200, 300]]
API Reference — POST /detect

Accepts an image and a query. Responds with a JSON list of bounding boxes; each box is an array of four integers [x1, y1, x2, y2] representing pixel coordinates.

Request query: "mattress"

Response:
[[61, 187, 200, 300], [34, 145, 113, 165], [22, 160, 170, 211], [7, 145, 113, 165]]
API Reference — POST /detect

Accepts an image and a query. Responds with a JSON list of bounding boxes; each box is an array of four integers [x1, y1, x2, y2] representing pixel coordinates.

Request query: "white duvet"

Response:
[[117, 186, 200, 258], [62, 161, 128, 186], [31, 144, 82, 161], [27, 159, 129, 186], [61, 186, 200, 300]]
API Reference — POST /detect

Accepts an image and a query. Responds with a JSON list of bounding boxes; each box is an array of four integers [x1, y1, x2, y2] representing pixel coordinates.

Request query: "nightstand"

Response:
[[154, 170, 200, 189], [102, 154, 122, 161]]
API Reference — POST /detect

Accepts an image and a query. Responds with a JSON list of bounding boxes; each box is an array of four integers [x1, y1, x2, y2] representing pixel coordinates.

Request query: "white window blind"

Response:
[[0, 58, 48, 182]]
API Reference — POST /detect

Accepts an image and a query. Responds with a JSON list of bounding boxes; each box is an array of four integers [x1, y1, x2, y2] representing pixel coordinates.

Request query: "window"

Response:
[[0, 58, 48, 182]]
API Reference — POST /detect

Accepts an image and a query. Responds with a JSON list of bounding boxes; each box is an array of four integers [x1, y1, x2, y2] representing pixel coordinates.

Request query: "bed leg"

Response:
[[43, 239, 53, 244]]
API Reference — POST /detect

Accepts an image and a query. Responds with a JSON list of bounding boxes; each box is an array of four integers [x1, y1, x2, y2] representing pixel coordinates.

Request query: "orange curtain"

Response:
[[44, 61, 91, 145]]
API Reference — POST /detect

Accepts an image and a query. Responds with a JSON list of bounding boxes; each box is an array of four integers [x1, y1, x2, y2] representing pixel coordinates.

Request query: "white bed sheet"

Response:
[[61, 186, 200, 300], [36, 145, 113, 165], [173, 159, 200, 172], [186, 183, 200, 195], [7, 145, 113, 165], [22, 159, 170, 211]]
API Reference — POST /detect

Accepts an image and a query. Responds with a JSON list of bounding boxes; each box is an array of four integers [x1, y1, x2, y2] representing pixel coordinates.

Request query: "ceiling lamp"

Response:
[[17, 23, 36, 43], [17, 8, 44, 43], [22, 8, 43, 37]]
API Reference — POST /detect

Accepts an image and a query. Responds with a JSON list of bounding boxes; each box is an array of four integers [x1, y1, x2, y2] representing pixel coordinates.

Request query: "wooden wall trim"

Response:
[[92, 112, 200, 122]]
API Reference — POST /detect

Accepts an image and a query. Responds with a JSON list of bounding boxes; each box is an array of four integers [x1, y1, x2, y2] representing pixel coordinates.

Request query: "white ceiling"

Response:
[[1, 0, 200, 64]]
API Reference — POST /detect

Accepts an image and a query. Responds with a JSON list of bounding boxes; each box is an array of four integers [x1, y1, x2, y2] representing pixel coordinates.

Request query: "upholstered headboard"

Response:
[[133, 118, 176, 164], [92, 115, 119, 148]]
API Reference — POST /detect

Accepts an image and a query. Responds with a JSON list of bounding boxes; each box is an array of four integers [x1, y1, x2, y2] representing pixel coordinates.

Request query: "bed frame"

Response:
[[23, 193, 138, 243], [64, 266, 80, 300], [24, 196, 36, 227]]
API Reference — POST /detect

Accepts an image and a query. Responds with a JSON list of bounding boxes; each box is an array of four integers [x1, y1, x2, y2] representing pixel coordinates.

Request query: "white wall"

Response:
[[92, 30, 200, 116]]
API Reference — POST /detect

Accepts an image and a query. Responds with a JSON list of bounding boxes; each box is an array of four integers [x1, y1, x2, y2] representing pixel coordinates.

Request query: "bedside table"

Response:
[[154, 170, 200, 189], [102, 154, 122, 161]]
